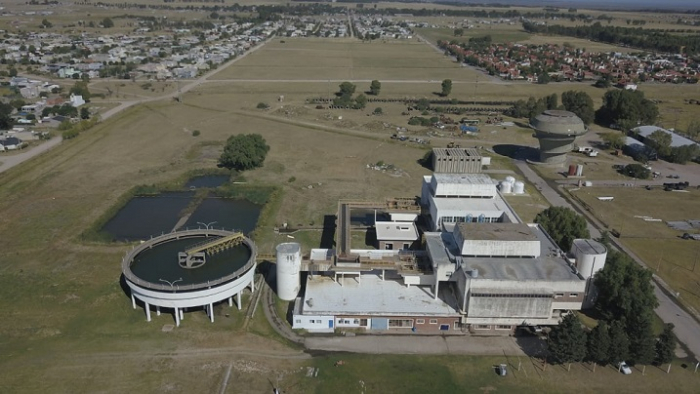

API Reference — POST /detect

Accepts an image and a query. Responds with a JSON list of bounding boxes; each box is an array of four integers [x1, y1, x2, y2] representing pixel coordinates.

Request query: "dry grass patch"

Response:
[[571, 186, 700, 314]]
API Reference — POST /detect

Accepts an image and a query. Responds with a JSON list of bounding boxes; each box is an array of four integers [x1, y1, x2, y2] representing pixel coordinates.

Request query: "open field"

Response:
[[2, 15, 700, 391], [212, 38, 484, 81], [90, 80, 181, 100], [571, 187, 700, 314], [417, 26, 532, 45], [295, 353, 700, 394]]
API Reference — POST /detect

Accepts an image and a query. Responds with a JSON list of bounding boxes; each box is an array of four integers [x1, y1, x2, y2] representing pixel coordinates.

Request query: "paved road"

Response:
[[514, 159, 700, 359], [0, 136, 63, 174], [0, 37, 272, 175]]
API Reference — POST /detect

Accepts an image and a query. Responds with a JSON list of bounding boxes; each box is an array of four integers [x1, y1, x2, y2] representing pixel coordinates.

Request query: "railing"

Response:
[[121, 228, 257, 292]]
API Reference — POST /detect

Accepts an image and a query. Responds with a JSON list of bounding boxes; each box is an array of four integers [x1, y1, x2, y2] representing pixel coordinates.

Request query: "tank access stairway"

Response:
[[178, 232, 244, 268]]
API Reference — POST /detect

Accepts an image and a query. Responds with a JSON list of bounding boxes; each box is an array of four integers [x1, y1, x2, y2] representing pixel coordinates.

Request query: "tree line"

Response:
[[522, 21, 700, 55]]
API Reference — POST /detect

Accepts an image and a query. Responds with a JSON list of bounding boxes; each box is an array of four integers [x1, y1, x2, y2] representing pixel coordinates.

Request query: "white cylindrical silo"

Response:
[[571, 239, 607, 279], [576, 164, 584, 177], [505, 176, 516, 185], [513, 181, 525, 194], [276, 242, 302, 301], [499, 181, 512, 194]]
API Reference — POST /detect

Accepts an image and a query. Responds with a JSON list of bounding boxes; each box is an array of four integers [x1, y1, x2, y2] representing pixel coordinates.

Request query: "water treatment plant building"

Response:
[[122, 229, 257, 326]]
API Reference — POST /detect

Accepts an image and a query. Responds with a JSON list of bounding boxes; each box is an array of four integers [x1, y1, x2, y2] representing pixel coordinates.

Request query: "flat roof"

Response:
[[433, 147, 481, 158], [375, 221, 419, 241], [432, 195, 520, 223], [432, 173, 495, 185], [572, 238, 607, 255], [456, 222, 537, 242], [426, 225, 580, 282], [463, 225, 579, 281], [301, 273, 460, 316]]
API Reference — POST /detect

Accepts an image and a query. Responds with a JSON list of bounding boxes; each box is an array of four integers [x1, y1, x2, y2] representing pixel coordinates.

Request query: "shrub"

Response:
[[192, 130, 200, 137], [256, 102, 270, 109]]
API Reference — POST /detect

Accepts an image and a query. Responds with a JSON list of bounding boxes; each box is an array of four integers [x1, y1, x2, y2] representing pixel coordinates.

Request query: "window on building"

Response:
[[388, 319, 414, 328], [403, 243, 410, 249], [310, 320, 315, 324], [295, 319, 301, 324], [474, 325, 491, 330], [385, 244, 393, 250], [454, 321, 461, 330], [440, 324, 450, 331], [496, 325, 512, 330], [554, 293, 564, 298], [360, 319, 368, 326], [569, 293, 578, 297], [429, 319, 438, 324], [416, 319, 425, 324]]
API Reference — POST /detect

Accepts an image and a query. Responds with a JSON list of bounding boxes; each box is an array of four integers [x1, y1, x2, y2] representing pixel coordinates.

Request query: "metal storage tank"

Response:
[[576, 164, 584, 177], [505, 176, 516, 185], [499, 181, 512, 194], [571, 239, 607, 279], [276, 243, 302, 301], [568, 165, 577, 176], [513, 181, 525, 194]]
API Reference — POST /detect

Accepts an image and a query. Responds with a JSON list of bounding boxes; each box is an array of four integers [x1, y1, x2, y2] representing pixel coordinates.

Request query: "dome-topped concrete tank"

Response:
[[530, 110, 588, 164]]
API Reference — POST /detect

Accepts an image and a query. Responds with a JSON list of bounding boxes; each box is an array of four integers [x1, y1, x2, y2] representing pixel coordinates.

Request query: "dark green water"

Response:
[[101, 192, 193, 241], [185, 197, 261, 235], [185, 175, 230, 189], [130, 236, 251, 285]]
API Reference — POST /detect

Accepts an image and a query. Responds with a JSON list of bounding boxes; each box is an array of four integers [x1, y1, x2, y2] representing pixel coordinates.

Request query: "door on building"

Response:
[[371, 318, 389, 330], [328, 320, 334, 329]]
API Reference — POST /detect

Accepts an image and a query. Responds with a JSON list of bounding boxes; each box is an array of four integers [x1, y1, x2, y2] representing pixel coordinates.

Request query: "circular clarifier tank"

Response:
[[122, 229, 257, 326]]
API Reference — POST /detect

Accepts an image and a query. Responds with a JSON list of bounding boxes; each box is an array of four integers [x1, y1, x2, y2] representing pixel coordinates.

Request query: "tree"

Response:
[[369, 80, 381, 95], [10, 98, 25, 111], [373, 107, 383, 115], [622, 163, 651, 179], [654, 323, 676, 366], [600, 132, 625, 149], [41, 18, 53, 28], [595, 89, 658, 129], [594, 251, 658, 324], [607, 320, 630, 365], [669, 144, 700, 164], [0, 102, 14, 130], [548, 313, 587, 366], [354, 94, 367, 109], [69, 81, 91, 101], [538, 72, 551, 84], [562, 91, 595, 125], [102, 17, 114, 28], [441, 79, 452, 97], [218, 134, 270, 171], [627, 311, 656, 366], [338, 82, 356, 97], [80, 107, 90, 120], [8, 67, 17, 77], [587, 321, 611, 365], [416, 98, 430, 111], [645, 129, 672, 157], [546, 93, 558, 110], [534, 206, 590, 251], [454, 28, 464, 36]]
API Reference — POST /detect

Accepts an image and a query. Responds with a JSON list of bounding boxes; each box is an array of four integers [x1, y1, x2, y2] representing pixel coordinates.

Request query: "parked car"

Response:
[[497, 364, 507, 376], [618, 361, 632, 375]]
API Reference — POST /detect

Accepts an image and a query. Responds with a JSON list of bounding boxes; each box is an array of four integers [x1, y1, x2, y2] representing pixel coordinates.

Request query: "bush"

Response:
[[622, 163, 650, 179], [192, 130, 200, 137], [373, 107, 383, 115], [256, 102, 269, 109], [287, 176, 296, 183]]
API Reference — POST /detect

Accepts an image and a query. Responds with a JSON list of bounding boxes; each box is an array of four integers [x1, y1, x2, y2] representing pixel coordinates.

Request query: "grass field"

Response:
[[212, 38, 484, 81], [571, 187, 700, 315], [417, 26, 532, 45], [289, 353, 700, 394]]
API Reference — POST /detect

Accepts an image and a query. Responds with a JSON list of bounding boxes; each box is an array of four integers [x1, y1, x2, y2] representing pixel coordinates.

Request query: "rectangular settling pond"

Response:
[[100, 193, 261, 241]]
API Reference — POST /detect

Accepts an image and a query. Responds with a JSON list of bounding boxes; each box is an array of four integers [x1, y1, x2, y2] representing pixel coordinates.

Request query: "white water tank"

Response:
[[513, 181, 525, 194], [505, 176, 516, 185], [276, 243, 302, 301], [571, 239, 607, 279], [499, 181, 512, 194]]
